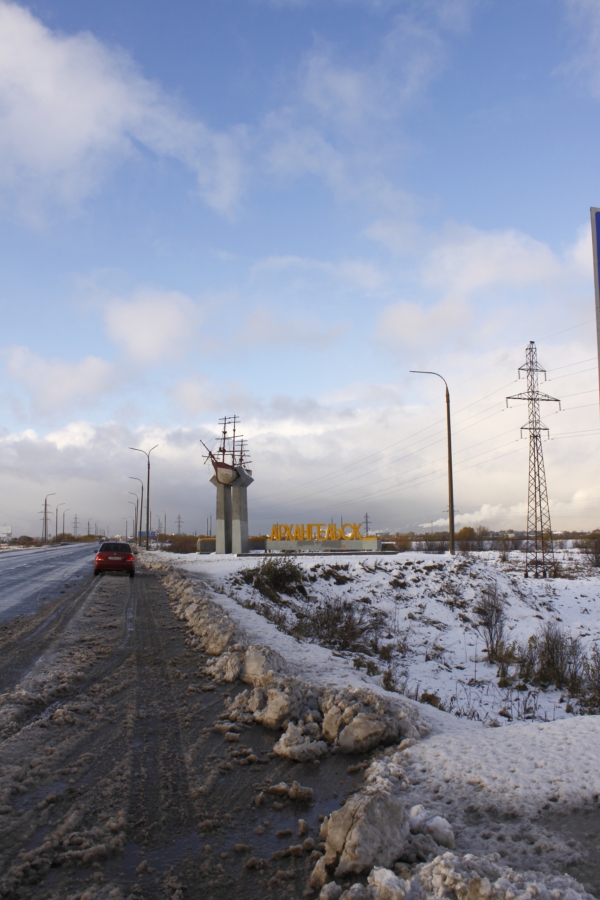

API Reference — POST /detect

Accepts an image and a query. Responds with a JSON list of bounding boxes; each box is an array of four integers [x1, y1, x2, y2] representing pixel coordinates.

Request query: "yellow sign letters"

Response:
[[269, 523, 364, 541]]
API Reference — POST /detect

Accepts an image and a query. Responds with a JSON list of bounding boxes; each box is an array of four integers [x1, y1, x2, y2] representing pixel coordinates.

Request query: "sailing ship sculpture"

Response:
[[201, 416, 253, 554]]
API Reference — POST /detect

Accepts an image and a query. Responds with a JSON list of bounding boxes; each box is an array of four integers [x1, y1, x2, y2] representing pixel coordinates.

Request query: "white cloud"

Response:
[[45, 421, 98, 450], [560, 0, 600, 97], [241, 307, 343, 348], [426, 502, 527, 529], [3, 346, 115, 412], [422, 225, 561, 299], [266, 122, 348, 190], [374, 223, 591, 353], [300, 51, 375, 127], [0, 0, 242, 220], [377, 296, 469, 349], [252, 253, 384, 290], [104, 289, 202, 363]]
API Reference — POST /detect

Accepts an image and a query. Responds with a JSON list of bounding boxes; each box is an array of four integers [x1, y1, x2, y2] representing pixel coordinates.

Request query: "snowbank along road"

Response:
[[2, 549, 600, 900]]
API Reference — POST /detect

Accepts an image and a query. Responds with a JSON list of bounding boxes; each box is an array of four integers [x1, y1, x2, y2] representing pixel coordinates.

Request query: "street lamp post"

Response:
[[43, 493, 55, 543], [123, 518, 129, 541], [410, 370, 455, 555], [63, 508, 70, 539], [161, 510, 167, 541], [129, 446, 158, 550], [128, 500, 138, 543], [129, 478, 144, 545], [56, 502, 65, 543]]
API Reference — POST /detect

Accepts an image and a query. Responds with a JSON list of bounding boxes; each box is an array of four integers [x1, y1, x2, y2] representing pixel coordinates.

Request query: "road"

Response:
[[0, 562, 365, 900], [0, 543, 96, 623]]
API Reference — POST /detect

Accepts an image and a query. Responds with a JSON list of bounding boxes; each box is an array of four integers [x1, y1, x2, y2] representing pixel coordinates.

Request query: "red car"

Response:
[[94, 542, 135, 577]]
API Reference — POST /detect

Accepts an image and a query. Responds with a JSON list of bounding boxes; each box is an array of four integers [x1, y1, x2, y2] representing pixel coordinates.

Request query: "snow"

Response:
[[150, 548, 600, 725], [149, 547, 600, 821], [402, 712, 600, 818]]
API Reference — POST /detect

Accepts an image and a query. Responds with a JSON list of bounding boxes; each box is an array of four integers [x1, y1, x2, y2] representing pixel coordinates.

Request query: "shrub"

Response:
[[473, 582, 506, 662], [297, 597, 383, 653], [163, 534, 199, 554], [456, 526, 475, 552], [579, 533, 600, 568], [382, 667, 398, 691], [379, 643, 393, 662], [518, 622, 585, 694], [535, 622, 585, 692], [582, 643, 600, 708], [321, 565, 353, 585], [242, 557, 306, 602]]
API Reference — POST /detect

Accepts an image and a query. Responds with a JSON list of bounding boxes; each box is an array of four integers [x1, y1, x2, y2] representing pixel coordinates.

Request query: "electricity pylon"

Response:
[[507, 341, 560, 577]]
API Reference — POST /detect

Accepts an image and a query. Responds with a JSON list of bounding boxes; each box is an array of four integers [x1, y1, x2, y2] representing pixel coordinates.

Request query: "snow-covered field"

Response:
[[153, 548, 600, 726]]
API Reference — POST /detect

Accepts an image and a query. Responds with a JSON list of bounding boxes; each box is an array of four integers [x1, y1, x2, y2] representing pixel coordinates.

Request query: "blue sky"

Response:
[[1, 0, 599, 537]]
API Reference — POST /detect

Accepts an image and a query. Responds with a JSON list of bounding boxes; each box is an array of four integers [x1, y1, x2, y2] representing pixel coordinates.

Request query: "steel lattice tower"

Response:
[[507, 342, 560, 578]]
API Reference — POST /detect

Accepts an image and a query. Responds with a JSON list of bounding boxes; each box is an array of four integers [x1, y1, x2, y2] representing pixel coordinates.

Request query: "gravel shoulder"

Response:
[[0, 567, 368, 900]]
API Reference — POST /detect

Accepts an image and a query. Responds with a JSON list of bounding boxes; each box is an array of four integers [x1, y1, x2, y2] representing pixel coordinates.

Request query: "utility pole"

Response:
[[161, 510, 167, 537], [507, 342, 561, 577], [410, 370, 455, 554], [590, 208, 600, 403], [42, 493, 55, 543], [73, 514, 79, 537], [177, 514, 183, 535], [63, 509, 70, 538], [128, 492, 139, 545], [363, 513, 371, 536], [123, 518, 128, 540], [128, 500, 137, 542], [129, 446, 158, 550], [87, 520, 91, 537], [129, 478, 143, 544], [56, 502, 65, 542]]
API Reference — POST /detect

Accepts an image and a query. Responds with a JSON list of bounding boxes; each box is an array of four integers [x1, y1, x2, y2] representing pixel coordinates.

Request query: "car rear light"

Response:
[[126, 555, 134, 561], [95, 555, 101, 560]]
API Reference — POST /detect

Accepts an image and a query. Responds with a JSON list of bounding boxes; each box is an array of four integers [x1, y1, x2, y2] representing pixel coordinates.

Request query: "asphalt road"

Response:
[[0, 543, 97, 623], [0, 565, 365, 900]]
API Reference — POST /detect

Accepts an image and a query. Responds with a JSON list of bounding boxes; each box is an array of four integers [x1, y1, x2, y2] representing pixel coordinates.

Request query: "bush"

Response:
[[473, 582, 506, 662], [456, 526, 475, 552], [579, 533, 600, 567], [297, 597, 382, 652], [536, 622, 585, 692], [163, 535, 199, 554], [582, 643, 600, 709], [519, 622, 585, 693], [243, 557, 306, 602]]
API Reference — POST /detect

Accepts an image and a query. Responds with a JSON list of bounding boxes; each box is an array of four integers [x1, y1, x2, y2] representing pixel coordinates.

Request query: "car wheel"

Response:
[[94, 570, 100, 577], [129, 571, 135, 578]]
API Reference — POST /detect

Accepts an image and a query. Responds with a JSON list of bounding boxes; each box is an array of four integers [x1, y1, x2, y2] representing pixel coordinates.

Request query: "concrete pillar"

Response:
[[210, 475, 232, 554], [231, 467, 254, 555]]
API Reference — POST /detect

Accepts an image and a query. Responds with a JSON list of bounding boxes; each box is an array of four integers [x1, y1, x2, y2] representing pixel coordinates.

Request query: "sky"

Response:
[[1, 0, 600, 538]]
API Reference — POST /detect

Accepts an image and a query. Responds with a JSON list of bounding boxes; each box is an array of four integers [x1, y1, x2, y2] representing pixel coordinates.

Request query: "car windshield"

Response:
[[99, 543, 131, 553]]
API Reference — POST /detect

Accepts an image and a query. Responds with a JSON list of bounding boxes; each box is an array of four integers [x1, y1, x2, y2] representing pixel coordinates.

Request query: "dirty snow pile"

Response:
[[153, 567, 429, 760], [310, 853, 595, 900]]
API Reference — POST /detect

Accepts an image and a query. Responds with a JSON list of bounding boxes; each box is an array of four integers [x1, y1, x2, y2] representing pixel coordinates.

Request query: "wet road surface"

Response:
[[0, 544, 96, 624], [0, 566, 367, 900]]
